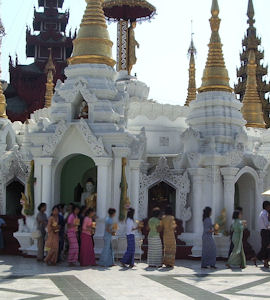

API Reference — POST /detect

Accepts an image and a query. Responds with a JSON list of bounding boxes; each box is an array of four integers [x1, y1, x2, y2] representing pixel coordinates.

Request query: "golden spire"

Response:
[[241, 50, 266, 128], [68, 0, 115, 67], [185, 32, 197, 106], [0, 16, 7, 119], [198, 0, 232, 93], [44, 48, 56, 108]]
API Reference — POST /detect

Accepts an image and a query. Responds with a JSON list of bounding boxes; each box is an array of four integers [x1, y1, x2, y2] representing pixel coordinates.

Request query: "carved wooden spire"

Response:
[[241, 50, 266, 128]]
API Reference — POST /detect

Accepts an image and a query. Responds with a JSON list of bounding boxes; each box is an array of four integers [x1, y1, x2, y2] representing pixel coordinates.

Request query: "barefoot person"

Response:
[[80, 208, 96, 266], [67, 205, 80, 266], [257, 201, 270, 268], [160, 206, 177, 268], [227, 210, 246, 269], [121, 208, 137, 268], [99, 208, 117, 267], [36, 203, 47, 261], [201, 207, 216, 269], [147, 208, 162, 268], [44, 206, 59, 265]]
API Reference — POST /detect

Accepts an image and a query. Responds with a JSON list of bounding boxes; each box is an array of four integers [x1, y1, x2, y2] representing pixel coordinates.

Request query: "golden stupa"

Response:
[[198, 0, 232, 93], [68, 0, 115, 67]]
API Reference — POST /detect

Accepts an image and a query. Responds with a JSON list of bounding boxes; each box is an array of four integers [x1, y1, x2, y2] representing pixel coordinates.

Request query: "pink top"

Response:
[[67, 213, 77, 233], [82, 217, 92, 236]]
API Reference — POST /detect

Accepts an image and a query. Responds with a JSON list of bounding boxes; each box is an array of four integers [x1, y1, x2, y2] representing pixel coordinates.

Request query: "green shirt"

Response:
[[148, 217, 160, 238]]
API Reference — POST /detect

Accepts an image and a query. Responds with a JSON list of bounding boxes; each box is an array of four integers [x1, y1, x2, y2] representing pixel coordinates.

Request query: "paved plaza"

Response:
[[0, 256, 269, 299]]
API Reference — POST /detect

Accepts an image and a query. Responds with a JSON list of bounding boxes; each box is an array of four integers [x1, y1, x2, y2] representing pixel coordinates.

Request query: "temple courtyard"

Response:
[[0, 256, 269, 299]]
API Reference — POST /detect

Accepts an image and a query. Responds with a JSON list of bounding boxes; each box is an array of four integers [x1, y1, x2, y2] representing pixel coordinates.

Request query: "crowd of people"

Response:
[[201, 201, 270, 269], [35, 200, 270, 269]]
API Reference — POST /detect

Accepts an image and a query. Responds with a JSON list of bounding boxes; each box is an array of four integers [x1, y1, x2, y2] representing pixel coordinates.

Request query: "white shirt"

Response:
[[258, 209, 270, 230], [126, 218, 135, 235]]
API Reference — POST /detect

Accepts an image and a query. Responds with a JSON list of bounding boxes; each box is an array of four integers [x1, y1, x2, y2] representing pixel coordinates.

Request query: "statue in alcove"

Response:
[[80, 178, 97, 210], [78, 100, 88, 119]]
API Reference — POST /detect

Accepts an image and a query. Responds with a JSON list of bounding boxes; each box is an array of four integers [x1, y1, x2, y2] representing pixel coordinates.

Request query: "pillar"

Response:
[[129, 160, 142, 220], [41, 158, 53, 213], [34, 158, 42, 213], [117, 20, 129, 73], [95, 157, 112, 220], [112, 147, 130, 219], [188, 168, 207, 234], [220, 167, 239, 231]]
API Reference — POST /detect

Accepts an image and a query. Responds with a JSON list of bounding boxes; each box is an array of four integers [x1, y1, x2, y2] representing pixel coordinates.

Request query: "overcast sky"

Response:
[[1, 0, 270, 106]]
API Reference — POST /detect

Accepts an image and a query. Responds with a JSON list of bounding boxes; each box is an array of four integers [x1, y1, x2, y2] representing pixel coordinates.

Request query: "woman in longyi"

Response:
[[44, 206, 59, 265], [160, 206, 177, 268]]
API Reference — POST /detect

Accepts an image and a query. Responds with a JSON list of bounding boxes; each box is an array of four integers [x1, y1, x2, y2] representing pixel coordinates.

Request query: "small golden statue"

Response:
[[78, 100, 89, 119], [128, 21, 140, 75], [215, 208, 227, 235]]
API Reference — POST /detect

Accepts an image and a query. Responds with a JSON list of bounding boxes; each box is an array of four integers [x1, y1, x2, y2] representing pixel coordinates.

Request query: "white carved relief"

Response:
[[128, 101, 188, 121], [42, 120, 68, 155], [0, 150, 29, 213], [130, 128, 146, 159], [138, 157, 191, 226], [226, 151, 244, 167], [77, 119, 107, 157]]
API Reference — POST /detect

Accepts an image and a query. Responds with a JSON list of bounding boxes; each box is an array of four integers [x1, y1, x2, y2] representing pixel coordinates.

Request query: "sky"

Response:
[[1, 0, 270, 106]]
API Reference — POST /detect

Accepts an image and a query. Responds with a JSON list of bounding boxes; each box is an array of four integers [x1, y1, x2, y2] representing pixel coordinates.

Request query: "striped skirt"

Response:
[[147, 236, 163, 267], [67, 231, 79, 263]]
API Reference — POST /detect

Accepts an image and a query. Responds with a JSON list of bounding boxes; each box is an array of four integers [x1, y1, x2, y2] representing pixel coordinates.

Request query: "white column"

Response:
[[41, 158, 53, 214], [34, 158, 43, 213], [220, 167, 239, 231], [257, 170, 265, 231], [112, 147, 130, 219], [129, 160, 142, 220], [95, 157, 112, 220], [188, 168, 207, 234]]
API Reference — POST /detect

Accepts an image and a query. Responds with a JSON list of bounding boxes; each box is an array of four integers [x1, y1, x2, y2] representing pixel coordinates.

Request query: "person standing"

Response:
[[80, 208, 96, 266], [121, 208, 137, 268], [36, 203, 48, 261], [0, 217, 6, 252], [201, 207, 216, 269], [57, 204, 65, 262], [67, 205, 80, 266], [147, 208, 162, 268], [160, 206, 177, 268], [44, 206, 60, 265], [99, 208, 117, 267], [257, 201, 270, 268], [227, 210, 246, 269]]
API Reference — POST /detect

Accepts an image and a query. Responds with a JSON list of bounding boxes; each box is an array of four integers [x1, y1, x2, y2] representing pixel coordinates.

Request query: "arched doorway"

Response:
[[234, 173, 256, 230], [148, 181, 176, 218], [6, 180, 24, 216], [60, 155, 97, 205]]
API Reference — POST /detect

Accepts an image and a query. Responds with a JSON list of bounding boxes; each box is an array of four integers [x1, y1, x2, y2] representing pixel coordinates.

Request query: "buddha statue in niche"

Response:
[[81, 178, 97, 210]]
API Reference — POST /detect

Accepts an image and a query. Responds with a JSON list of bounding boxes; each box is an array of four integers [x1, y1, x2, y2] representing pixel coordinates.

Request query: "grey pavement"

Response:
[[0, 256, 269, 299]]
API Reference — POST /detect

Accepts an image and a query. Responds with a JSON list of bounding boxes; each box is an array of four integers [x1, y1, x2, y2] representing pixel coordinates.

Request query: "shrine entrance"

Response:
[[6, 180, 24, 216], [148, 182, 176, 218], [234, 173, 256, 230], [60, 155, 97, 205]]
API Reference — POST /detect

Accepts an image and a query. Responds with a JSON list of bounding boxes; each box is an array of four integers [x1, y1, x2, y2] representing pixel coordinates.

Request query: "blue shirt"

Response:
[[0, 218, 6, 233]]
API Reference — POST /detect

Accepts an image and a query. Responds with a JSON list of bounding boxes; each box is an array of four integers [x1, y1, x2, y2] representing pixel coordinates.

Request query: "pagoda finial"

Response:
[[198, 0, 232, 93], [241, 50, 266, 128], [44, 49, 56, 108], [185, 26, 197, 106], [68, 0, 115, 67], [247, 0, 255, 25]]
